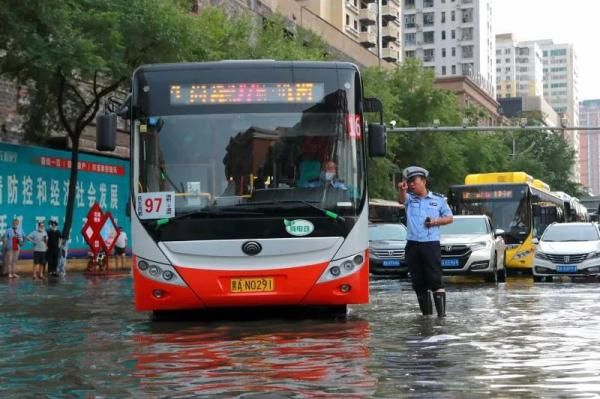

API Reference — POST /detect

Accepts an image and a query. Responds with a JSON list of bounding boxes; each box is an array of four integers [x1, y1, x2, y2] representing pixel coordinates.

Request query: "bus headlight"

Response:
[[135, 257, 186, 286], [318, 252, 366, 283]]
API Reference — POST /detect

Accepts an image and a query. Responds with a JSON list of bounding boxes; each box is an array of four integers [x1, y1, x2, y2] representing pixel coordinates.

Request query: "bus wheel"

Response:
[[325, 305, 348, 316]]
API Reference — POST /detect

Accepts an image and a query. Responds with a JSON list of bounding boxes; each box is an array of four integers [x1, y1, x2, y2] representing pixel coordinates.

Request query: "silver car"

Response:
[[440, 215, 506, 283], [533, 222, 600, 282], [368, 223, 408, 277]]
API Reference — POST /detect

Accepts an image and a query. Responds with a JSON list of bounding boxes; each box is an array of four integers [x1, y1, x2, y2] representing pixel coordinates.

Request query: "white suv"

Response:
[[440, 215, 506, 283], [533, 222, 600, 282]]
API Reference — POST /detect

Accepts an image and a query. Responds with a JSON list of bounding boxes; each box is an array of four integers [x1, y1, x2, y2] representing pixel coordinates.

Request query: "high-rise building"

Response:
[[295, 0, 402, 63], [495, 34, 543, 99], [401, 0, 495, 97], [530, 40, 580, 182], [580, 99, 600, 194]]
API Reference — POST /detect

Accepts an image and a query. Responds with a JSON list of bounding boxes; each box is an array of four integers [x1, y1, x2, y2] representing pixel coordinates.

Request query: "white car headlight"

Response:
[[535, 251, 548, 260], [470, 241, 490, 251], [586, 251, 600, 259]]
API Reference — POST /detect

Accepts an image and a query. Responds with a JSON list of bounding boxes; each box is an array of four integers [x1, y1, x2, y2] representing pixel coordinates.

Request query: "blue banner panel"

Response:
[[0, 142, 130, 258]]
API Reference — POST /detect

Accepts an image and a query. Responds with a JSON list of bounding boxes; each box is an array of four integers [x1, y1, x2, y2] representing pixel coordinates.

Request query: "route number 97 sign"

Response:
[[136, 192, 175, 219]]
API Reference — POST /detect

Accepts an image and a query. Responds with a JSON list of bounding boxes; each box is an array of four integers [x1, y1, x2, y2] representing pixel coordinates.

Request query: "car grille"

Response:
[[440, 245, 471, 257], [372, 249, 405, 259], [546, 253, 588, 264]]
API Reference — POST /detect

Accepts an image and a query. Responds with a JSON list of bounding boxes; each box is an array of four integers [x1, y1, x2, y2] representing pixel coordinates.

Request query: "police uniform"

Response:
[[401, 166, 453, 316]]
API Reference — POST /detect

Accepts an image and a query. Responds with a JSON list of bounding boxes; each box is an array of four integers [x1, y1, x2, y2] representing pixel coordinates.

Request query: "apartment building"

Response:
[[580, 99, 600, 194], [495, 34, 543, 99], [532, 40, 580, 182], [295, 0, 402, 63], [401, 0, 495, 97]]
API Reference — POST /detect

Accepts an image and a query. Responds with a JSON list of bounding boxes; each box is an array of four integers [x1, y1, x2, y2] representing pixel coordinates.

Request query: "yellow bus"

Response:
[[448, 172, 565, 274]]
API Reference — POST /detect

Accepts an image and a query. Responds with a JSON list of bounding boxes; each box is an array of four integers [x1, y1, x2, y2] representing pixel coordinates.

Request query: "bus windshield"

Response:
[[449, 185, 530, 243], [135, 66, 365, 220]]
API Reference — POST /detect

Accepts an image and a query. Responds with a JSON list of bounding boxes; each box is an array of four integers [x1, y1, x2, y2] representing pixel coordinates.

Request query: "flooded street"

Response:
[[1, 276, 600, 398]]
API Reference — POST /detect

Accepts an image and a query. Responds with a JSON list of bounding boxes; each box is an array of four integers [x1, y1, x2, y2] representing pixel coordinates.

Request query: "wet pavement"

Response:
[[1, 275, 600, 398]]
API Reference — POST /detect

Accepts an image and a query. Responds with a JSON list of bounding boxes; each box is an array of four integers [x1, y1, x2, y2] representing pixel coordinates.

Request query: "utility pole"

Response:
[[377, 0, 382, 67]]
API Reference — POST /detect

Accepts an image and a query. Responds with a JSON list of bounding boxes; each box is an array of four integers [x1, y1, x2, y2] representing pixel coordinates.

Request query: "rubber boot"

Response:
[[416, 291, 433, 316], [433, 291, 446, 318]]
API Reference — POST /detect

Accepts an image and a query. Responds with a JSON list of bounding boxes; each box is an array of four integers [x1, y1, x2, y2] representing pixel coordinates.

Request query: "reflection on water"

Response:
[[1, 275, 600, 398]]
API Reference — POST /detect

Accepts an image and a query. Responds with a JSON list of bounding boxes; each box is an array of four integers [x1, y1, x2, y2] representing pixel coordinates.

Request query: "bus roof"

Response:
[[465, 171, 534, 185], [134, 60, 360, 75]]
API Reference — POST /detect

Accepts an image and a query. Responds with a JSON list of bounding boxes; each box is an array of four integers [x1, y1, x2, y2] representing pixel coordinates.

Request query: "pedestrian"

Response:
[[113, 226, 127, 270], [46, 220, 62, 277], [26, 221, 48, 280], [397, 166, 453, 317], [3, 218, 25, 278]]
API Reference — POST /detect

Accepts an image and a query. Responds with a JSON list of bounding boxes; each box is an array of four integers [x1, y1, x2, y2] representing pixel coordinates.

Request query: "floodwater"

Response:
[[1, 275, 600, 398]]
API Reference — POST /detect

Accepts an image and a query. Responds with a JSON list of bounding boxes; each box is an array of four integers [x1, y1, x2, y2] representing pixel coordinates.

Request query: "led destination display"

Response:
[[170, 83, 325, 105]]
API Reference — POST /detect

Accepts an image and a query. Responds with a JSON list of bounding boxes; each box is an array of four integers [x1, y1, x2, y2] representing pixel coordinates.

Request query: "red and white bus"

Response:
[[97, 61, 385, 314]]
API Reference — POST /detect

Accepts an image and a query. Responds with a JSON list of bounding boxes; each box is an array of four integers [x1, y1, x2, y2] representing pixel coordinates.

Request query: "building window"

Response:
[[442, 48, 447, 57], [452, 65, 456, 74], [462, 9, 473, 23], [424, 0, 434, 7], [423, 13, 434, 26], [346, 14, 350, 25], [442, 65, 447, 75], [424, 31, 435, 44], [354, 20, 358, 30], [424, 48, 434, 62], [452, 47, 456, 56], [451, 30, 455, 39], [462, 45, 473, 59], [441, 12, 446, 23], [405, 14, 416, 28], [405, 0, 416, 8], [405, 50, 416, 58], [405, 33, 416, 45], [451, 11, 455, 21], [441, 30, 446, 40]]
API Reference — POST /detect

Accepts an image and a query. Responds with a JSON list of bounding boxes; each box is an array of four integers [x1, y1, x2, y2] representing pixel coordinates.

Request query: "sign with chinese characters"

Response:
[[0, 142, 130, 257], [136, 192, 175, 219]]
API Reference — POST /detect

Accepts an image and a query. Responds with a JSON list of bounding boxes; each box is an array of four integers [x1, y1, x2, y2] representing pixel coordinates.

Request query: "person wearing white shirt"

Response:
[[114, 227, 128, 270]]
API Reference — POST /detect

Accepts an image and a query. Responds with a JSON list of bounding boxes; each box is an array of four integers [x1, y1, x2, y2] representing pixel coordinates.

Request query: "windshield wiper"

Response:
[[238, 200, 346, 222], [149, 209, 265, 229]]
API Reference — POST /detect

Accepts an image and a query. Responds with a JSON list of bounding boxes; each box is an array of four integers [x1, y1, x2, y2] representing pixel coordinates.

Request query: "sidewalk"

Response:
[[1, 256, 133, 276]]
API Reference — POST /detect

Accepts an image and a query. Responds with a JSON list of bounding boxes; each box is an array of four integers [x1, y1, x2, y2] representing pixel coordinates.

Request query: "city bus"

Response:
[[96, 61, 386, 313], [552, 191, 589, 222], [448, 172, 565, 274]]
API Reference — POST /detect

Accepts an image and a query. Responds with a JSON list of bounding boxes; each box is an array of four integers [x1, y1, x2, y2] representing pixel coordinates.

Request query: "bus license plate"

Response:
[[383, 260, 401, 267], [230, 277, 275, 293], [441, 258, 459, 267], [556, 265, 577, 273]]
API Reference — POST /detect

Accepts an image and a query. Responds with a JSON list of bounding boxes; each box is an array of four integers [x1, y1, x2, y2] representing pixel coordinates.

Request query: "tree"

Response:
[[0, 2, 329, 240]]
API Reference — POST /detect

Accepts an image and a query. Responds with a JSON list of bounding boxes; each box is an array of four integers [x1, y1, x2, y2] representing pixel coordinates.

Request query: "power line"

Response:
[[387, 126, 600, 133]]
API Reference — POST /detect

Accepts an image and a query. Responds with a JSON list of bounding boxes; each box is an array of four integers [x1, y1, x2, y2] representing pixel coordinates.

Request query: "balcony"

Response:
[[359, 6, 376, 24], [382, 25, 399, 41], [359, 31, 377, 48], [345, 0, 359, 14], [382, 47, 399, 62], [381, 5, 398, 22]]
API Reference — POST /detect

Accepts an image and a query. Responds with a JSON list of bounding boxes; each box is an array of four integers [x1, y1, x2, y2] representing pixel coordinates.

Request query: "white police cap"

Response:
[[403, 166, 429, 179]]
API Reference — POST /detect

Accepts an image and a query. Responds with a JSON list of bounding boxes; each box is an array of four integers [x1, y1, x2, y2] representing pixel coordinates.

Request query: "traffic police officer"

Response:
[[398, 166, 453, 317]]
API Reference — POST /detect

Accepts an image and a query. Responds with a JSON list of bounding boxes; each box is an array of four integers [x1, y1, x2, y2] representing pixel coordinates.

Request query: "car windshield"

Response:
[[542, 225, 600, 242], [441, 218, 489, 235], [368, 224, 407, 241]]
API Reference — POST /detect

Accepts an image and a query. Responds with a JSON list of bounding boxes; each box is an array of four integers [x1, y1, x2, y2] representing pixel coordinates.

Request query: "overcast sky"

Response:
[[494, 0, 600, 101]]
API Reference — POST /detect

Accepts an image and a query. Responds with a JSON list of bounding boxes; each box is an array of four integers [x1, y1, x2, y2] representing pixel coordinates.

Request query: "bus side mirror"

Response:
[[96, 112, 117, 151], [368, 123, 386, 157]]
